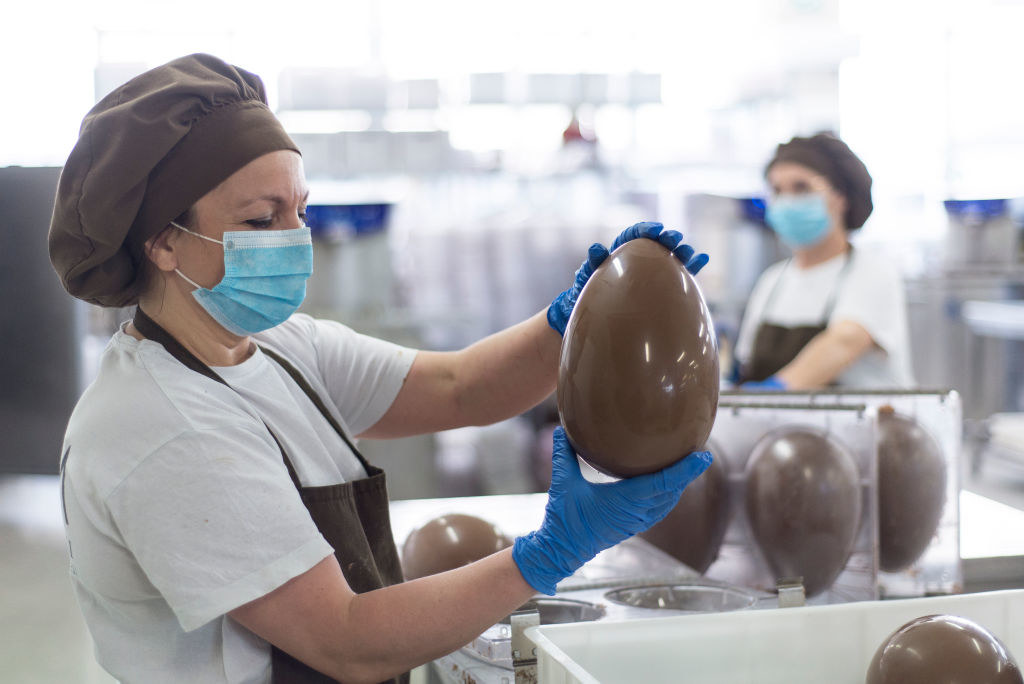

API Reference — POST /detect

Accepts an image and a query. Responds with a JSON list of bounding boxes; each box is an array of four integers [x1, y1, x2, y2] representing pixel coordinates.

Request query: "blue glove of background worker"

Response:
[[547, 221, 711, 336], [741, 375, 787, 391], [512, 427, 713, 595]]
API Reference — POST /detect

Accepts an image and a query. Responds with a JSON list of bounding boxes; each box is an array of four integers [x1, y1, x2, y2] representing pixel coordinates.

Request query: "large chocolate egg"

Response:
[[639, 439, 731, 573], [401, 513, 512, 580], [866, 614, 1023, 684], [557, 238, 719, 477], [744, 427, 861, 597], [877, 406, 947, 572]]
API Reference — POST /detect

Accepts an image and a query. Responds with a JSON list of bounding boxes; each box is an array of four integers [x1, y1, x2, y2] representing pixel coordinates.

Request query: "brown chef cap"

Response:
[[48, 53, 300, 306], [765, 132, 873, 230]]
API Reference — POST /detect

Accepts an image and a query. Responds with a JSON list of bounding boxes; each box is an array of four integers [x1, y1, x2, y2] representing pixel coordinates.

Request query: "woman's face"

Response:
[[171, 149, 308, 288], [766, 161, 848, 232]]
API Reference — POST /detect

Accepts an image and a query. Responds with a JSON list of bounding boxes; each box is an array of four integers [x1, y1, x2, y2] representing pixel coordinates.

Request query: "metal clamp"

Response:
[[510, 608, 540, 684], [777, 576, 806, 608]]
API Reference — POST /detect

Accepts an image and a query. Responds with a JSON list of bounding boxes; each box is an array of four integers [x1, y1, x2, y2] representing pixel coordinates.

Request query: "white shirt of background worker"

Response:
[[734, 132, 914, 390]]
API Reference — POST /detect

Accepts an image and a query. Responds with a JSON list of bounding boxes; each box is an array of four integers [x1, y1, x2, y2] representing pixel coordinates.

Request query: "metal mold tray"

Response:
[[466, 597, 605, 667], [604, 583, 758, 613], [499, 596, 606, 625]]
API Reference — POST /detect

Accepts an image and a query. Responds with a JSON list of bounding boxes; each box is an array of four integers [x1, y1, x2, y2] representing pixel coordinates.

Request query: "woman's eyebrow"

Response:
[[235, 190, 311, 208]]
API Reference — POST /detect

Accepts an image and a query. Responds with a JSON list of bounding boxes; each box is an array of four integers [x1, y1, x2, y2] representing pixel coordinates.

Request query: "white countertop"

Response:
[[959, 489, 1024, 558], [962, 300, 1024, 340]]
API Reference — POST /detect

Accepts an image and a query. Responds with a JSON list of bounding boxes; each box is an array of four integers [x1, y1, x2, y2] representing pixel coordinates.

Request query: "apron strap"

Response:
[[822, 245, 856, 320], [132, 308, 304, 489], [259, 346, 374, 473], [133, 307, 226, 386], [762, 245, 856, 324]]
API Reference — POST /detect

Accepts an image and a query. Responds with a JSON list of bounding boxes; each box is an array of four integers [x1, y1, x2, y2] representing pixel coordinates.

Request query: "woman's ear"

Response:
[[828, 189, 849, 230], [144, 226, 180, 273]]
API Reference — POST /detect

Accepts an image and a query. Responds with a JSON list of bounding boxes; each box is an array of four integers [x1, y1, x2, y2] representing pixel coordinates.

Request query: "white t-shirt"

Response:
[[61, 313, 416, 684], [734, 250, 914, 388]]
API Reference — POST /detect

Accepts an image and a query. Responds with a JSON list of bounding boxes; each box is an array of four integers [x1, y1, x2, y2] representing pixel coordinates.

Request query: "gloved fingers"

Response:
[[610, 221, 663, 252], [602, 488, 680, 519], [637, 489, 684, 516], [605, 462, 675, 500], [552, 425, 572, 453], [672, 242, 695, 265], [601, 491, 680, 536], [549, 427, 584, 485], [685, 252, 710, 275], [662, 451, 714, 490], [614, 451, 713, 499], [648, 491, 684, 522], [636, 222, 664, 241], [572, 243, 610, 292], [741, 375, 787, 391], [607, 224, 705, 273], [652, 485, 686, 506], [656, 230, 683, 252], [586, 242, 610, 270]]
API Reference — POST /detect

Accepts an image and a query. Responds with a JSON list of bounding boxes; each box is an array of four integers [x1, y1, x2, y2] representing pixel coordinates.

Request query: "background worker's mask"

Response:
[[765, 193, 832, 248]]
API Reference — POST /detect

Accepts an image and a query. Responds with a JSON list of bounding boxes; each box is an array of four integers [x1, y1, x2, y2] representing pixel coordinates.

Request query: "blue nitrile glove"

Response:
[[728, 357, 743, 386], [741, 375, 788, 391], [546, 221, 710, 336], [512, 427, 713, 595]]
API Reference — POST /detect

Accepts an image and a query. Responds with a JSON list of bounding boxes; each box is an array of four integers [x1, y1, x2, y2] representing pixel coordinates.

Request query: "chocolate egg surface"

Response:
[[877, 406, 947, 572], [866, 614, 1023, 684], [639, 439, 731, 573], [744, 427, 861, 597], [401, 513, 512, 580], [557, 238, 719, 478]]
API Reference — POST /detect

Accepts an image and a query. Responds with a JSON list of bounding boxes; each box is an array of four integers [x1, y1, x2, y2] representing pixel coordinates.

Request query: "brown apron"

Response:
[[132, 308, 408, 684], [740, 247, 855, 383]]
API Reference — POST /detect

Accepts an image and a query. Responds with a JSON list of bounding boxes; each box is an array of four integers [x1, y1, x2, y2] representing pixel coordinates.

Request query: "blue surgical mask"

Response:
[[172, 222, 314, 335], [765, 193, 832, 248]]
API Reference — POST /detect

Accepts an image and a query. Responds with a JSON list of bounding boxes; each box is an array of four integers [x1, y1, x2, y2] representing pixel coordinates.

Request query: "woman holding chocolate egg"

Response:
[[49, 54, 713, 684]]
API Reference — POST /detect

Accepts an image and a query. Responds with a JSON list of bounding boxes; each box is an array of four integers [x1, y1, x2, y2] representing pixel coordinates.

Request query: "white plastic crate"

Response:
[[528, 590, 1024, 684]]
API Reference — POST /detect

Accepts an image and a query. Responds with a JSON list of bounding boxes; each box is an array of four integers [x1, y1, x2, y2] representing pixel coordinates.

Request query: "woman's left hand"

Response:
[[546, 221, 709, 336], [512, 426, 712, 594], [741, 375, 788, 391]]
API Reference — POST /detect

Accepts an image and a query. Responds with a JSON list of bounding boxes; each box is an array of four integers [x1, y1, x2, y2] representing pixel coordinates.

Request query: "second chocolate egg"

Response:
[[745, 427, 862, 597], [639, 439, 731, 573], [877, 406, 947, 573], [557, 238, 720, 477], [401, 513, 512, 580]]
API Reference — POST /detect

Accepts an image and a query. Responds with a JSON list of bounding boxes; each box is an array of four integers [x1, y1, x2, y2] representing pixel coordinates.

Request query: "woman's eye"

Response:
[[245, 218, 274, 229]]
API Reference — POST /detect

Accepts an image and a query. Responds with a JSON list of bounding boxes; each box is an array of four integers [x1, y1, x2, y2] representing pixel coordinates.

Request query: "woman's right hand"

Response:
[[512, 426, 712, 594]]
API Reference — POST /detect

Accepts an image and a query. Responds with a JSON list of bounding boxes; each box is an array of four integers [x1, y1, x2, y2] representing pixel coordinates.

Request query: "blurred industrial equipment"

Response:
[[679, 193, 787, 349], [906, 199, 1024, 422], [0, 167, 84, 474]]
